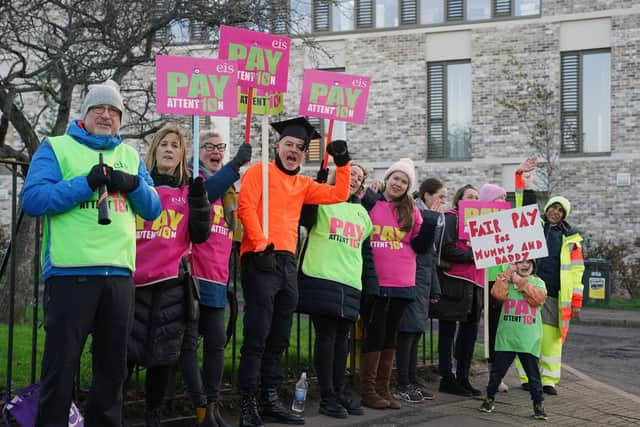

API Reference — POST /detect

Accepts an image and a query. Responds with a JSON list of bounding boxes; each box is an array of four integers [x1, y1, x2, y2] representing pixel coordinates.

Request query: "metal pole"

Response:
[[429, 318, 434, 365], [31, 216, 41, 384], [307, 316, 312, 373], [5, 163, 18, 399], [231, 243, 238, 382]]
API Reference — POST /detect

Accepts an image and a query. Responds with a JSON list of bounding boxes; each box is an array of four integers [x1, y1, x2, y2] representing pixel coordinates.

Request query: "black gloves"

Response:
[[87, 164, 111, 191], [316, 167, 329, 184], [253, 243, 276, 272], [327, 139, 350, 167], [230, 143, 252, 172], [108, 170, 139, 193], [188, 176, 206, 198]]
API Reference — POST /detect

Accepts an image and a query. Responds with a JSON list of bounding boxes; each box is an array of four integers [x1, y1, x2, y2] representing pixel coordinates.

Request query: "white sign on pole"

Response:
[[467, 205, 548, 269]]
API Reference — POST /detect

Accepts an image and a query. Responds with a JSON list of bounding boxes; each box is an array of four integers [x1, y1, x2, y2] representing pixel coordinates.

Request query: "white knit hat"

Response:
[[80, 80, 124, 120], [383, 158, 415, 191]]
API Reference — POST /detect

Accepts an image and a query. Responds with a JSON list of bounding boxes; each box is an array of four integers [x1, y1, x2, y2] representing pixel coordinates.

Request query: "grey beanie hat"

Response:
[[80, 80, 124, 120]]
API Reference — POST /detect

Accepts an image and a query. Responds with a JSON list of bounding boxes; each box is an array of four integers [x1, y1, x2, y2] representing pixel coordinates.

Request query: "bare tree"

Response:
[[0, 0, 297, 322], [497, 56, 560, 196]]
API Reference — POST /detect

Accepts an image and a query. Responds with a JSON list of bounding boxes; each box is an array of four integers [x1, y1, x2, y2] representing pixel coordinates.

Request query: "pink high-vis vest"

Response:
[[369, 201, 422, 288], [134, 186, 190, 286], [191, 198, 233, 286]]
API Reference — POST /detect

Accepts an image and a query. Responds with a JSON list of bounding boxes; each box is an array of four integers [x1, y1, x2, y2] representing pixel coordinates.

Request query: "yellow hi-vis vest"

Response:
[[44, 135, 139, 271]]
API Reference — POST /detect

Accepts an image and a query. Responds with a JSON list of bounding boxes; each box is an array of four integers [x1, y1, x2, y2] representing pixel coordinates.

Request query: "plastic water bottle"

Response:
[[291, 372, 308, 413]]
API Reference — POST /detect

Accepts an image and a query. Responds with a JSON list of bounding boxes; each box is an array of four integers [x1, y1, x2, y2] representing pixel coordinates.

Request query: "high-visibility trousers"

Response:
[[516, 323, 563, 386]]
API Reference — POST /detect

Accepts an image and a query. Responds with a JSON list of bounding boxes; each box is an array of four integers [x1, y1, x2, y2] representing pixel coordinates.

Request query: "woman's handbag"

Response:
[[181, 258, 200, 322]]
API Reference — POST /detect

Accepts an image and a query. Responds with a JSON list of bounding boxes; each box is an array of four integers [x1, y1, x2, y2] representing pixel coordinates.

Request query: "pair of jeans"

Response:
[[488, 352, 543, 404], [396, 332, 422, 386], [310, 315, 353, 396], [438, 318, 479, 380]]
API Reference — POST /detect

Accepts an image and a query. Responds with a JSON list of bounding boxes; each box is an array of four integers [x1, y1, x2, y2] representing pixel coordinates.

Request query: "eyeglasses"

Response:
[[89, 105, 121, 118], [202, 143, 226, 152]]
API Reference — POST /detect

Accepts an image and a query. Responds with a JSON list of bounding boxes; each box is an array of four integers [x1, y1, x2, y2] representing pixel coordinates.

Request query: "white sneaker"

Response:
[[498, 381, 509, 392]]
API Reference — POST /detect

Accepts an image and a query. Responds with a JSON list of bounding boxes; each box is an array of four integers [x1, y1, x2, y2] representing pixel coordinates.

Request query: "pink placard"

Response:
[[458, 200, 512, 241], [156, 55, 238, 117], [299, 69, 371, 124], [218, 25, 290, 92]]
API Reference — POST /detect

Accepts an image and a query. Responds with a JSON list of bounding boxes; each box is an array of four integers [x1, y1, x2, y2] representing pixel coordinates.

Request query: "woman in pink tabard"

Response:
[[359, 158, 435, 410], [127, 123, 248, 427], [430, 184, 484, 397], [178, 130, 251, 427]]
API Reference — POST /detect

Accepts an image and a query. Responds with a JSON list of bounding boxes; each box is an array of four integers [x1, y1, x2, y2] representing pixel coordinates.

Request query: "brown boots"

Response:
[[375, 349, 401, 409], [360, 351, 389, 408], [359, 350, 401, 409]]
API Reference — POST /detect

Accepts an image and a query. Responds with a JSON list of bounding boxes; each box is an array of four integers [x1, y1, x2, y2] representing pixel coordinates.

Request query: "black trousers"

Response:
[[438, 318, 479, 380], [180, 306, 226, 406], [487, 281, 502, 363], [238, 252, 298, 394], [36, 275, 134, 427], [396, 332, 422, 386], [310, 315, 353, 397], [487, 352, 543, 404], [361, 296, 410, 353]]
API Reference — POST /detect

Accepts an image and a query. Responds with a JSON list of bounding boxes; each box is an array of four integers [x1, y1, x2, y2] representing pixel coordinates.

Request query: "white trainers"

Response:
[[498, 381, 509, 392]]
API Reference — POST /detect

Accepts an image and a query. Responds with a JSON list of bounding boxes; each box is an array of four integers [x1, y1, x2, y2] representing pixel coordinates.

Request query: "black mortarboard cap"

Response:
[[270, 117, 321, 144]]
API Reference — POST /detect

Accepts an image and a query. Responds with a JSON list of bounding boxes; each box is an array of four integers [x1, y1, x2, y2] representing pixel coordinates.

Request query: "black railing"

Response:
[[1, 160, 436, 402]]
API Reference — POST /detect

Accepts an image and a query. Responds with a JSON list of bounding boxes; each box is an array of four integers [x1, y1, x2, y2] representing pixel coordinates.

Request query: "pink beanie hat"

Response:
[[479, 183, 506, 202]]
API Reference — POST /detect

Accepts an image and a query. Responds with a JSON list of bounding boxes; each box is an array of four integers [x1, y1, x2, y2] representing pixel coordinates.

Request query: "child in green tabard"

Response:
[[479, 259, 548, 420]]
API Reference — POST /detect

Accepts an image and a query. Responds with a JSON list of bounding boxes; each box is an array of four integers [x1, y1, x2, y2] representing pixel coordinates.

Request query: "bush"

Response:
[[583, 237, 640, 299]]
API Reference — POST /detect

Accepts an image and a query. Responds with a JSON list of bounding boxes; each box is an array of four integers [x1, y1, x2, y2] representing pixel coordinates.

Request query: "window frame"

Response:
[[427, 59, 472, 161], [560, 48, 612, 156]]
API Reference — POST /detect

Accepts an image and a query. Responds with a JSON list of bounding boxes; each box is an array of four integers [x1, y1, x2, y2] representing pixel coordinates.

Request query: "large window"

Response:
[[291, 0, 313, 34], [561, 50, 611, 154], [420, 0, 445, 24], [427, 61, 472, 160], [376, 0, 399, 28], [467, 0, 491, 20], [332, 0, 355, 31]]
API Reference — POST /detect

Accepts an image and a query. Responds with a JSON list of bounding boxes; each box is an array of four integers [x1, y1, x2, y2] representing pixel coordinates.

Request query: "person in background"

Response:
[[22, 80, 161, 426], [480, 259, 548, 420], [128, 123, 250, 427], [394, 178, 445, 402], [178, 130, 251, 427], [359, 158, 434, 410], [430, 184, 483, 397], [237, 117, 351, 427], [297, 161, 376, 419]]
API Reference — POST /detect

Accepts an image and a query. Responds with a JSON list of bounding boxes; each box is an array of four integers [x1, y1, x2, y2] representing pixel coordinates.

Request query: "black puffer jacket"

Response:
[[127, 171, 211, 367], [399, 208, 442, 332], [429, 211, 482, 322]]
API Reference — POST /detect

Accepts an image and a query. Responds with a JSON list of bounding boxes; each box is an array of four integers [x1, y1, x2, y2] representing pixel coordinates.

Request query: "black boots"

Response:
[[439, 375, 472, 397], [259, 387, 305, 425], [210, 402, 231, 427], [144, 407, 161, 427], [239, 395, 263, 427], [319, 394, 348, 419]]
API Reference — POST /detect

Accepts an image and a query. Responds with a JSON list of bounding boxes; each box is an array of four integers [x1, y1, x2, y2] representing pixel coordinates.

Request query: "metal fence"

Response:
[[1, 159, 436, 401]]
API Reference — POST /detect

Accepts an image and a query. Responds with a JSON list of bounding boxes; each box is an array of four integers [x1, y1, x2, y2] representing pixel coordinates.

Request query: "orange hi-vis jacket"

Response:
[[238, 161, 351, 256]]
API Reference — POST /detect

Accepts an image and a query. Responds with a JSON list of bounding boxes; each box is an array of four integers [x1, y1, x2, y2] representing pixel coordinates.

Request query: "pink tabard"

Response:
[[134, 186, 190, 286], [191, 198, 233, 285]]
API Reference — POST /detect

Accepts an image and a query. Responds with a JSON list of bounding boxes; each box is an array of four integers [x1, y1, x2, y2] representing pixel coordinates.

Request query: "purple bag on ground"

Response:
[[2, 383, 84, 427]]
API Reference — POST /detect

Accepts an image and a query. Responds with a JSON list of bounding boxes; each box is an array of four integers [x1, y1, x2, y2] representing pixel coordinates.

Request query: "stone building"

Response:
[[2, 0, 638, 249]]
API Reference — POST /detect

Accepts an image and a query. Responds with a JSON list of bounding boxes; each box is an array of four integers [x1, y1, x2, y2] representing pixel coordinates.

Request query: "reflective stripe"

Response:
[[571, 260, 584, 266], [561, 302, 571, 308], [572, 289, 582, 296], [540, 355, 562, 364], [562, 320, 571, 328], [541, 368, 561, 378], [561, 265, 573, 271]]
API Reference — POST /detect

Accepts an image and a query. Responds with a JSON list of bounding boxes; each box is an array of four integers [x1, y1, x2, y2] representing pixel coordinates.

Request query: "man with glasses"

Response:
[[22, 80, 161, 426], [237, 117, 352, 427]]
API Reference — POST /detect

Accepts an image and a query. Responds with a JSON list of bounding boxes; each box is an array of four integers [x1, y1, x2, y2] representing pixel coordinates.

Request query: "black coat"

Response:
[[127, 277, 187, 367], [429, 211, 482, 322], [398, 209, 442, 333]]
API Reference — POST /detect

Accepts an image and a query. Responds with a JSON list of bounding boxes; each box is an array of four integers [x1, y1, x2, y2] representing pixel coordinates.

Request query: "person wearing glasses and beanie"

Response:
[[177, 130, 251, 427], [22, 80, 161, 426], [237, 117, 351, 427]]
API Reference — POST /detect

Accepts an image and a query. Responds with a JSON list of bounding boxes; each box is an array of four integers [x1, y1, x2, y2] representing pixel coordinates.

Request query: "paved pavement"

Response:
[[154, 306, 640, 426]]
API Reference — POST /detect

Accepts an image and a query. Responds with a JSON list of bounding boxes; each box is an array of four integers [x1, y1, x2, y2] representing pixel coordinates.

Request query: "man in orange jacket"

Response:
[[237, 117, 351, 427]]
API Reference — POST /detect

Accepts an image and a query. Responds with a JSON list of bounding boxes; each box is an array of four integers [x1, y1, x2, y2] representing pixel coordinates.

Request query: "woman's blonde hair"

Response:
[[145, 123, 190, 185]]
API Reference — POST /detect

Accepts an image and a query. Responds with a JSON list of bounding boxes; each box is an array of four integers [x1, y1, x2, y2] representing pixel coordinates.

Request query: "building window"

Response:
[[466, 0, 490, 20], [332, 0, 356, 31], [561, 50, 611, 154], [427, 61, 472, 160], [420, 0, 445, 24], [514, 0, 540, 16], [291, 0, 312, 34], [375, 0, 399, 28]]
